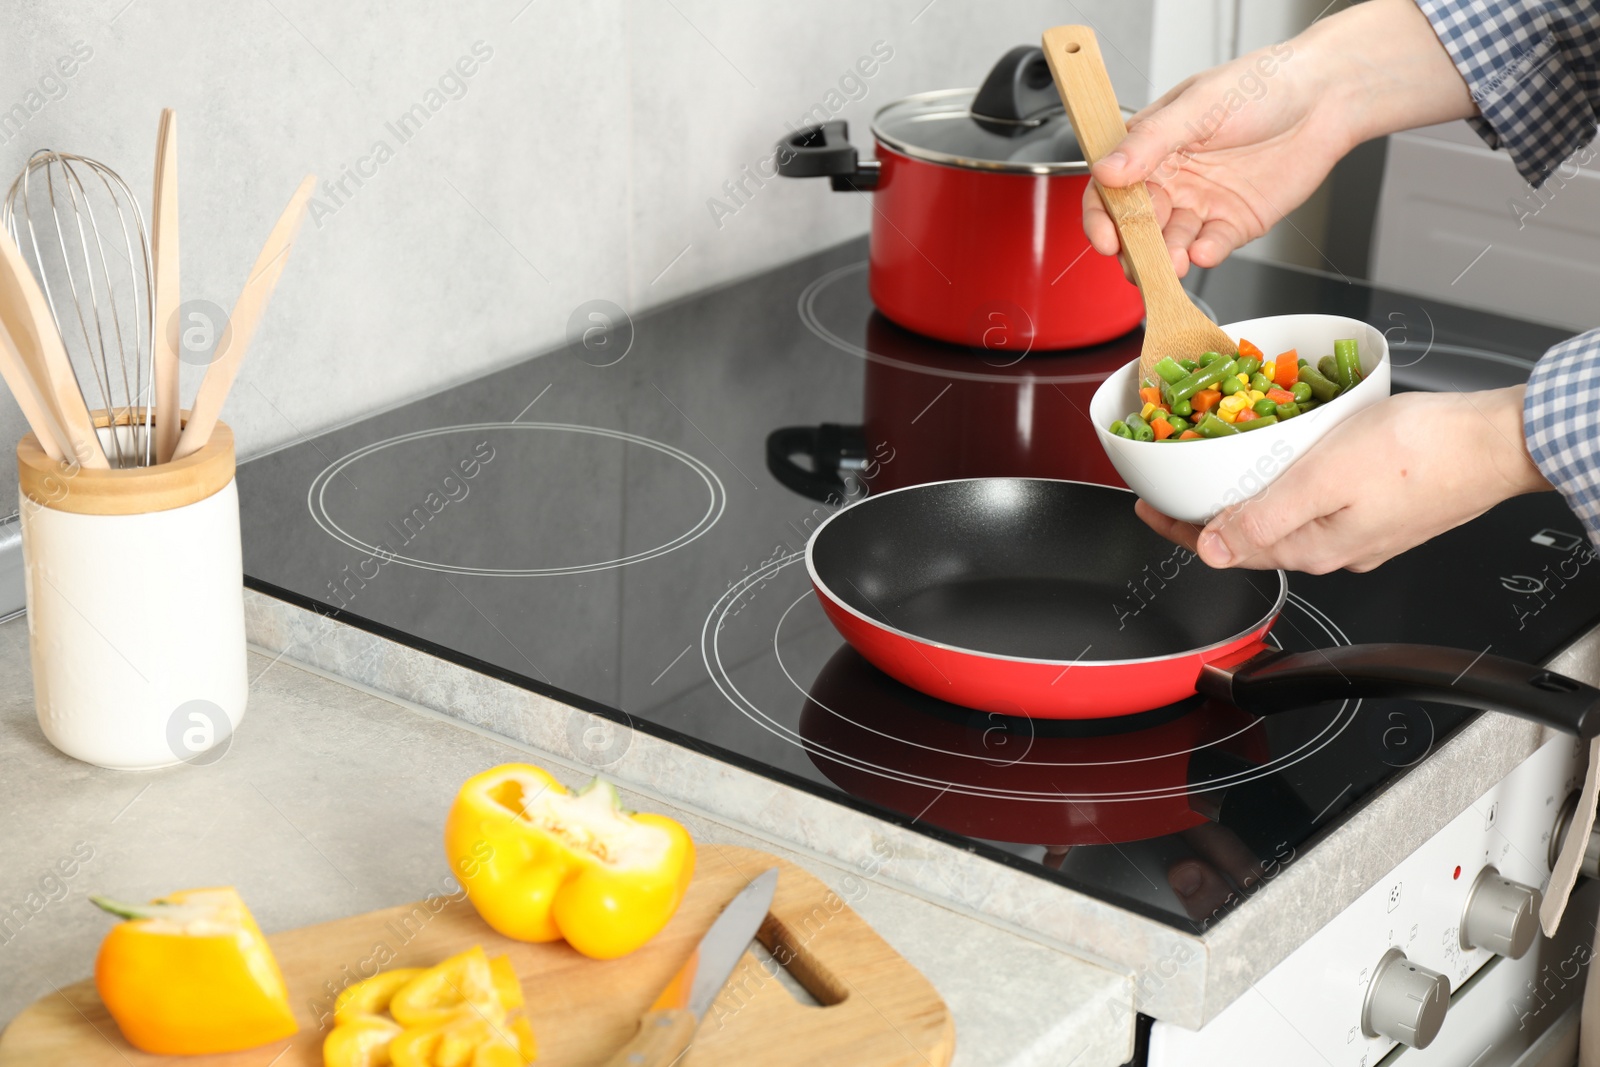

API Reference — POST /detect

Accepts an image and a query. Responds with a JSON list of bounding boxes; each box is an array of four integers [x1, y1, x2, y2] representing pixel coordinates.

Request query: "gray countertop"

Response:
[[0, 616, 1134, 1067]]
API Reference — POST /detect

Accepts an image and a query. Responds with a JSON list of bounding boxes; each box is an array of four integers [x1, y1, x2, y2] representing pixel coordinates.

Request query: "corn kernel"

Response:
[[1262, 361, 1276, 379], [1140, 402, 1158, 420], [1219, 394, 1248, 412], [1218, 409, 1238, 423], [1248, 390, 1265, 401], [1236, 373, 1250, 384]]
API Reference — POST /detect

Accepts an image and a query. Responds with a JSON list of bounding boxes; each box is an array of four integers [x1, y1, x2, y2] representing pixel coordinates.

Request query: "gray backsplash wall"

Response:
[[1, 0, 1153, 471]]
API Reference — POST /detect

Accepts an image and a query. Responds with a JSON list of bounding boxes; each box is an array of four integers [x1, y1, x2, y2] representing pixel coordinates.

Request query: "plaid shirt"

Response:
[[1418, 0, 1600, 538]]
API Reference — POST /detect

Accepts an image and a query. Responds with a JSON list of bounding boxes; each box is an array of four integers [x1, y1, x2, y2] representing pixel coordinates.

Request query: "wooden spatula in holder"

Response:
[[1042, 25, 1236, 383]]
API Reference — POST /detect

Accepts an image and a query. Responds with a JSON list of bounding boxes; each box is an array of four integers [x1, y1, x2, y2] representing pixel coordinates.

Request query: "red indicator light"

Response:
[[1453, 866, 1461, 880]]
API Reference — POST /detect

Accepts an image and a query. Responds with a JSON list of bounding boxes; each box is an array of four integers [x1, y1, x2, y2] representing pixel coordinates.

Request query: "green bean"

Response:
[[1274, 402, 1301, 419], [1333, 338, 1360, 389], [1198, 351, 1226, 367], [1220, 375, 1243, 396], [1298, 362, 1341, 402], [1252, 397, 1276, 417], [1124, 413, 1155, 442], [1195, 413, 1239, 438], [1249, 372, 1273, 393], [1237, 414, 1279, 432], [1236, 356, 1262, 376], [1318, 355, 1339, 383], [1170, 359, 1238, 402], [1153, 357, 1189, 385], [1290, 381, 1313, 403], [1109, 420, 1132, 438], [1169, 397, 1193, 418]]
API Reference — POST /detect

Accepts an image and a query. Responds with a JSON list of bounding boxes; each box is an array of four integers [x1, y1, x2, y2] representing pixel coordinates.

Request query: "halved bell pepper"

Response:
[[91, 887, 298, 1055], [444, 764, 695, 959]]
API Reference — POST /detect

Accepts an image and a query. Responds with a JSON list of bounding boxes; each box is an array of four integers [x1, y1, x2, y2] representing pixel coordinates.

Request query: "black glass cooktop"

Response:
[[238, 237, 1600, 933]]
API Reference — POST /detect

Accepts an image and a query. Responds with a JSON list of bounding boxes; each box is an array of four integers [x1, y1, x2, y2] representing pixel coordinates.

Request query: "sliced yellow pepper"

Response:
[[444, 764, 694, 959], [336, 967, 426, 1025], [391, 1015, 527, 1067], [324, 1014, 402, 1067], [91, 887, 298, 1056], [390, 947, 504, 1028]]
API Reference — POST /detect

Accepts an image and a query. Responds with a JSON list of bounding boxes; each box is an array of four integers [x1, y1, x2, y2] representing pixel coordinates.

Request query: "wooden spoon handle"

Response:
[[1041, 26, 1187, 314], [172, 174, 315, 461], [151, 108, 181, 463]]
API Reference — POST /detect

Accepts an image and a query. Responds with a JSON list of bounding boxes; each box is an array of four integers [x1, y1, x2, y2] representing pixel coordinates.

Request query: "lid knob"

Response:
[[971, 45, 1062, 124]]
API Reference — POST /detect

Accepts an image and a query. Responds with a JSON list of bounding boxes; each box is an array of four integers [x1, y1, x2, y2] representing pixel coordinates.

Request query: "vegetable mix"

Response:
[[1108, 337, 1364, 442]]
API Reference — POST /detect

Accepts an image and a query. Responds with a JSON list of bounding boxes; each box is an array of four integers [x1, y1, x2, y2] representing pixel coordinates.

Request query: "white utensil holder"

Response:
[[18, 414, 246, 769]]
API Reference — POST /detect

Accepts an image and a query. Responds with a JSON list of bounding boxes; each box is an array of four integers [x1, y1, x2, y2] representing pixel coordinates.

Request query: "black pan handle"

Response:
[[766, 424, 867, 502], [775, 121, 880, 191], [971, 45, 1061, 124], [1202, 644, 1600, 738]]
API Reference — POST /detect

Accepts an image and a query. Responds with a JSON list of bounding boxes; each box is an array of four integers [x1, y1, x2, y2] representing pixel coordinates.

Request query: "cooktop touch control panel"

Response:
[[1149, 735, 1584, 1067]]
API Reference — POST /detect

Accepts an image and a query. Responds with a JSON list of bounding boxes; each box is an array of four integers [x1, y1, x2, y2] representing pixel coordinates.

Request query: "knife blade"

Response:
[[601, 867, 779, 1067]]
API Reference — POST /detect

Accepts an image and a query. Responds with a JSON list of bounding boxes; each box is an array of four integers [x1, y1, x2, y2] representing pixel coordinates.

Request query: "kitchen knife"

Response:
[[602, 867, 779, 1067]]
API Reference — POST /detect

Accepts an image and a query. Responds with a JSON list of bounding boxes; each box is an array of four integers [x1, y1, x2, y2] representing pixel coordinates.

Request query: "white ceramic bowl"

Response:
[[1089, 314, 1391, 523]]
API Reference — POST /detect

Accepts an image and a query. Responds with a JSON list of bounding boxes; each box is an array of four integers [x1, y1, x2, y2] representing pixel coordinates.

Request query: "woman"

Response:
[[1087, 0, 1598, 573]]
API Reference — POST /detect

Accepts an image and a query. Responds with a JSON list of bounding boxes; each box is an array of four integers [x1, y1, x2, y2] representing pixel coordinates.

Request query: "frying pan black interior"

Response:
[[810, 479, 1282, 661]]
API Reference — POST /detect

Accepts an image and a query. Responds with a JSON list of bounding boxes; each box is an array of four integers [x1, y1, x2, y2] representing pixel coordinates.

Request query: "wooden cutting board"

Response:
[[0, 844, 953, 1066]]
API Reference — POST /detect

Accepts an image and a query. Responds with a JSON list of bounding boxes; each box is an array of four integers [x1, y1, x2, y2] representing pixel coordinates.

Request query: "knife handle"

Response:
[[601, 1008, 700, 1067]]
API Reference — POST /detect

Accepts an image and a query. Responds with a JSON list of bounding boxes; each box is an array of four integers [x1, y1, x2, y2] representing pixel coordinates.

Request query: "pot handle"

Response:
[[775, 122, 881, 191], [1203, 643, 1600, 738], [766, 424, 867, 502], [971, 45, 1062, 124]]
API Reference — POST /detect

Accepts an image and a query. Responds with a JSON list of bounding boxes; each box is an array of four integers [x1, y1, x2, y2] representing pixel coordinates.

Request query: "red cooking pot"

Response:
[[767, 310, 1132, 502], [776, 46, 1144, 350]]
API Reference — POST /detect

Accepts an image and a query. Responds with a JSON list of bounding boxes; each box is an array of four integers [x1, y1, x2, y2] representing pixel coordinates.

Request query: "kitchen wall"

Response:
[[1, 0, 1154, 474]]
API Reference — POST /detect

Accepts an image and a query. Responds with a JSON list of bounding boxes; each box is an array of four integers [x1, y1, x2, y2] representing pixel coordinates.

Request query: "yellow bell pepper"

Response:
[[444, 764, 695, 959], [324, 1014, 402, 1067], [91, 887, 298, 1055]]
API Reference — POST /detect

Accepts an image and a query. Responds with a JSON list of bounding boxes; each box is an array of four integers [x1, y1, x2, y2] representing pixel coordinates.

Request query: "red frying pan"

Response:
[[806, 479, 1600, 732]]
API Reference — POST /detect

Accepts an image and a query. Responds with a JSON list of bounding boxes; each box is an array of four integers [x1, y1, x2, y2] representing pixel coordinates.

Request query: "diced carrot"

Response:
[[1235, 408, 1258, 423], [1265, 387, 1295, 405], [1178, 430, 1202, 440], [1139, 386, 1163, 407], [1153, 418, 1175, 440], [1191, 390, 1221, 414], [1273, 350, 1298, 387], [1238, 338, 1264, 362]]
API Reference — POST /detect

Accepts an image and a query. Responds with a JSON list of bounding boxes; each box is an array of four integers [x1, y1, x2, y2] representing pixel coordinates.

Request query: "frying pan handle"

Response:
[[1205, 644, 1600, 738]]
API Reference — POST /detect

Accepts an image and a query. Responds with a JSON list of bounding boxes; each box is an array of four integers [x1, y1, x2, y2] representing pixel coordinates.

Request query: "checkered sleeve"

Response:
[[1525, 329, 1600, 539], [1416, 0, 1600, 185]]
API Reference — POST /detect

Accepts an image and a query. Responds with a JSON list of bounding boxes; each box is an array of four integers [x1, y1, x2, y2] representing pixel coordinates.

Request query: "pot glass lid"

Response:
[[871, 88, 1091, 175]]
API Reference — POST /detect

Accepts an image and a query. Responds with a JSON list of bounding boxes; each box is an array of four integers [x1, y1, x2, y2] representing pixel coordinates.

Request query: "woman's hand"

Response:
[[1136, 387, 1551, 573], [1085, 0, 1477, 275]]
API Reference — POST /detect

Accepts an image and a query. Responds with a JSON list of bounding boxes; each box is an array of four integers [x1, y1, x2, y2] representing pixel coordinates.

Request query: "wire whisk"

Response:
[[3, 151, 156, 468]]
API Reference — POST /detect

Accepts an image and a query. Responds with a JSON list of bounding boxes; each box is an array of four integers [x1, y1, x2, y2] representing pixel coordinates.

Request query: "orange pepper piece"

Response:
[[1272, 350, 1298, 387]]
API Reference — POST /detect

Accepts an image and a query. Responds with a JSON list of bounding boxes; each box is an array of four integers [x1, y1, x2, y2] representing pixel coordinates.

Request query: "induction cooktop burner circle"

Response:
[[307, 422, 726, 577], [702, 550, 1358, 803], [798, 260, 1220, 383]]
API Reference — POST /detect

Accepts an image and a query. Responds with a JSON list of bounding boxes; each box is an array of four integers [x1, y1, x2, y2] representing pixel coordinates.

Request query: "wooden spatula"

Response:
[[151, 108, 181, 463], [1042, 25, 1236, 383], [0, 227, 108, 468], [0, 318, 72, 463], [172, 173, 315, 460]]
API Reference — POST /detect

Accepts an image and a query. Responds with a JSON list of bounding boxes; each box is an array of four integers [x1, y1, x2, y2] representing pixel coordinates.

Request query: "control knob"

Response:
[[1361, 948, 1449, 1049], [1460, 865, 1541, 959]]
